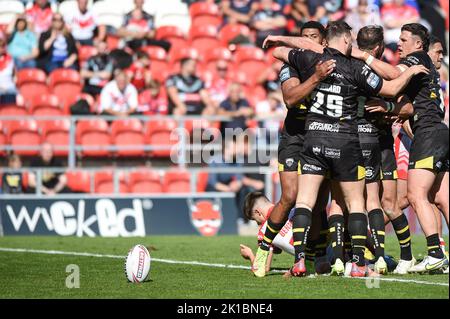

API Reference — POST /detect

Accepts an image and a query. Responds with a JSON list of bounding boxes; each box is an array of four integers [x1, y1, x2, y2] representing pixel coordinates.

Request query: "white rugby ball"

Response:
[[124, 244, 151, 283]]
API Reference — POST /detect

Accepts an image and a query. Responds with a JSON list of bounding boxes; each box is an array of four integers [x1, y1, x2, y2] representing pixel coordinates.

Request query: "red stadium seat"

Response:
[[0, 104, 28, 117], [128, 170, 163, 193], [169, 47, 199, 65], [155, 26, 188, 53], [163, 171, 191, 193], [142, 45, 167, 61], [76, 119, 111, 157], [41, 119, 71, 157], [0, 121, 6, 156], [234, 47, 267, 82], [7, 120, 41, 156], [201, 46, 232, 65], [219, 23, 251, 46], [196, 171, 209, 193], [141, 46, 170, 81], [189, 2, 222, 28], [78, 45, 98, 66], [111, 119, 145, 157], [189, 25, 221, 57], [145, 119, 178, 158], [48, 69, 83, 109], [66, 170, 91, 193], [29, 94, 63, 116], [94, 170, 128, 194], [63, 93, 96, 114], [16, 68, 49, 100]]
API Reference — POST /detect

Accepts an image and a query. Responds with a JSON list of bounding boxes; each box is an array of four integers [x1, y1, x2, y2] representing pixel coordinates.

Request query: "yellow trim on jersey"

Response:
[[263, 236, 273, 244], [298, 161, 302, 175], [353, 245, 366, 249], [278, 163, 284, 172], [428, 245, 440, 250], [293, 228, 305, 233], [396, 225, 409, 235], [415, 156, 434, 170], [357, 166, 366, 180], [377, 231, 385, 236], [267, 224, 277, 233], [399, 237, 411, 244], [293, 241, 302, 246], [394, 170, 398, 180], [332, 242, 337, 248], [352, 235, 367, 240], [380, 243, 385, 248], [329, 227, 336, 233]]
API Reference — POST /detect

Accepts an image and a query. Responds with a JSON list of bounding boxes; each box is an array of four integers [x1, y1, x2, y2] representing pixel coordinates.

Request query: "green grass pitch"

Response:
[[0, 235, 448, 299]]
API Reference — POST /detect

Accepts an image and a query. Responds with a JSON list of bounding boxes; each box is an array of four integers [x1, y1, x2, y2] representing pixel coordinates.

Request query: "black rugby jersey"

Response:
[[288, 47, 384, 134], [357, 96, 393, 140], [279, 62, 308, 135], [399, 50, 446, 133]]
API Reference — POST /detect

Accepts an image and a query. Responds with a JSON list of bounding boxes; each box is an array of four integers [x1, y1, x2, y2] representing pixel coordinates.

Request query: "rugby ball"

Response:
[[124, 244, 151, 283]]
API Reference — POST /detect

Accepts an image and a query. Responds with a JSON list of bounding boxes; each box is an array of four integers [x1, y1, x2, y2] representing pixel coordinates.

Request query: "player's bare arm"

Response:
[[351, 47, 402, 80], [263, 35, 324, 53], [378, 64, 429, 98], [281, 60, 336, 108], [366, 95, 414, 119]]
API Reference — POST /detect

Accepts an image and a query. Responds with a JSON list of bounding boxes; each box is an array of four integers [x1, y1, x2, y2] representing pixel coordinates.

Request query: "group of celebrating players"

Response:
[[242, 20, 449, 278]]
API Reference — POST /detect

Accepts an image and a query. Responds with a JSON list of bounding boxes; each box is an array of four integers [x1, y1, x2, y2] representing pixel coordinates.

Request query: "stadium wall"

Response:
[[0, 194, 238, 237]]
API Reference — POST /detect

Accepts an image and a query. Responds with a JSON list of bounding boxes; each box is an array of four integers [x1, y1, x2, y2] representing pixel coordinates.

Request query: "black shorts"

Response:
[[278, 131, 305, 172], [409, 128, 449, 173], [299, 132, 365, 181], [379, 134, 397, 180], [361, 143, 381, 183]]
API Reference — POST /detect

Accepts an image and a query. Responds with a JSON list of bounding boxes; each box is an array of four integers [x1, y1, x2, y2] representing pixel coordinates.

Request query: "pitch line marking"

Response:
[[0, 247, 448, 287]]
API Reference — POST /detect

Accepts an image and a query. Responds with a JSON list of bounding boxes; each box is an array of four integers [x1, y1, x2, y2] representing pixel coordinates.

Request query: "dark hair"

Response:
[[325, 21, 352, 42], [301, 21, 326, 38], [401, 23, 430, 52], [429, 35, 443, 49], [357, 25, 384, 50], [180, 57, 195, 67], [136, 50, 149, 60], [243, 191, 267, 221]]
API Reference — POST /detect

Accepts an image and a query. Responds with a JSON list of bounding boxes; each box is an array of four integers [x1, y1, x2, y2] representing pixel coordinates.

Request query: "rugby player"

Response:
[[269, 21, 427, 277], [251, 21, 334, 278], [355, 24, 449, 272]]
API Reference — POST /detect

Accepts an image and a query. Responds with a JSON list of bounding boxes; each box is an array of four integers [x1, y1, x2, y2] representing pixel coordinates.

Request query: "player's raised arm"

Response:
[[378, 64, 429, 98], [263, 35, 324, 53], [352, 47, 402, 80]]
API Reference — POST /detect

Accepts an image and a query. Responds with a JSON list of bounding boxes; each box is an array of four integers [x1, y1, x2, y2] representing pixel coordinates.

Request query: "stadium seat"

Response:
[[189, 2, 222, 28], [66, 170, 91, 193], [145, 119, 178, 158], [0, 121, 6, 156], [169, 47, 199, 65], [201, 46, 232, 65], [155, 25, 188, 53], [141, 46, 169, 80], [91, 0, 124, 29], [41, 119, 71, 157], [94, 170, 128, 194], [76, 119, 111, 157], [0, 104, 28, 117], [7, 120, 41, 156], [163, 171, 191, 193], [155, 10, 191, 35], [219, 23, 251, 46], [0, 0, 25, 25], [128, 170, 163, 193], [234, 47, 267, 82], [29, 94, 63, 116], [196, 171, 209, 193], [110, 119, 145, 157], [16, 68, 49, 100], [64, 93, 96, 114], [48, 69, 83, 108], [78, 45, 98, 66], [189, 25, 220, 57]]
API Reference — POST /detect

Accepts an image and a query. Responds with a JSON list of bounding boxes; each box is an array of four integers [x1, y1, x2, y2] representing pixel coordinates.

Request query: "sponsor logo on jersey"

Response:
[[367, 72, 380, 89], [286, 158, 294, 167], [279, 67, 290, 82], [362, 149, 372, 158], [330, 73, 344, 79], [318, 83, 342, 94], [312, 146, 321, 155], [324, 147, 341, 159], [365, 166, 374, 179], [302, 164, 322, 172], [308, 122, 340, 132], [358, 124, 374, 133]]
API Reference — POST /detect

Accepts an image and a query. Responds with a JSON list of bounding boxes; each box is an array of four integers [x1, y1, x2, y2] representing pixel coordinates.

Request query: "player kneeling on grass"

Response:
[[242, 192, 332, 275]]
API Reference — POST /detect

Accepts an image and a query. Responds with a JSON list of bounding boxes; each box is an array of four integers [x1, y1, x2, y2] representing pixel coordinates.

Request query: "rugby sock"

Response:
[[259, 219, 285, 251], [348, 213, 368, 267], [315, 210, 329, 258], [427, 234, 445, 259], [391, 214, 412, 260], [344, 228, 352, 262], [368, 209, 385, 259], [305, 240, 316, 262], [292, 208, 312, 263], [328, 214, 345, 262], [439, 237, 446, 255]]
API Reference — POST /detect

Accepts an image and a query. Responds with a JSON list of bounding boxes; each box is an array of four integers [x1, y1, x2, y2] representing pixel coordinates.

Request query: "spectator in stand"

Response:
[[63, 0, 106, 46], [345, 0, 381, 35], [0, 34, 17, 105], [6, 15, 39, 70], [1, 154, 25, 194], [256, 91, 285, 142], [290, 0, 327, 25], [381, 0, 420, 49], [283, 0, 308, 35], [207, 59, 231, 107], [99, 70, 139, 117], [80, 40, 113, 96], [166, 58, 215, 116], [28, 142, 69, 195], [25, 0, 54, 35], [218, 82, 253, 131], [137, 80, 168, 115], [38, 13, 78, 73], [251, 0, 287, 48], [126, 50, 152, 92], [220, 0, 257, 24], [118, 0, 171, 52]]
